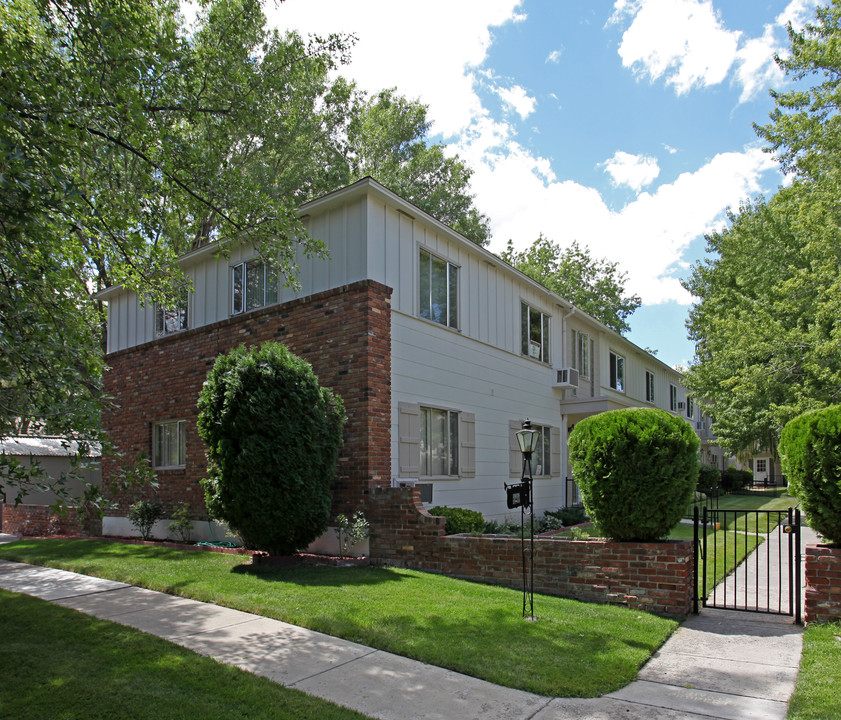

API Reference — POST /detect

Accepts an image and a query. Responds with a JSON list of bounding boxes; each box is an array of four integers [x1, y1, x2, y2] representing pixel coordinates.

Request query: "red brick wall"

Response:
[[367, 487, 694, 617], [804, 544, 841, 624], [102, 280, 392, 519], [1, 504, 85, 536]]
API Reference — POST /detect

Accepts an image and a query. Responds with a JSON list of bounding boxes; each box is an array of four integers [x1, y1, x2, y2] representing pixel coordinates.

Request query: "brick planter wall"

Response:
[[367, 487, 694, 617], [102, 280, 392, 520], [1, 504, 87, 537], [804, 544, 841, 624]]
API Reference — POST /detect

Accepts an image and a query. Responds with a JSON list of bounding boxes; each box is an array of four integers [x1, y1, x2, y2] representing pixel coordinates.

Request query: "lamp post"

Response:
[[515, 419, 540, 620]]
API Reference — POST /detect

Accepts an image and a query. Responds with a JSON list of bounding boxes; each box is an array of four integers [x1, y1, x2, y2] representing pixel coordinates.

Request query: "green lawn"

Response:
[[787, 621, 841, 720], [0, 538, 677, 698], [0, 589, 371, 720]]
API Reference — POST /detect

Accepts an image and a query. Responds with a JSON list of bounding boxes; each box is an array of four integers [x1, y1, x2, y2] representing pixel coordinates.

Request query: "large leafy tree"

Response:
[[684, 0, 841, 454], [500, 235, 641, 334], [346, 88, 491, 245]]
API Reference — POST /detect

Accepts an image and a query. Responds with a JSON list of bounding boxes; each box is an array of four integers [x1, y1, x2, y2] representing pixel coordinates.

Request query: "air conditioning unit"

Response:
[[552, 367, 579, 388], [392, 479, 417, 488], [678, 401, 685, 410]]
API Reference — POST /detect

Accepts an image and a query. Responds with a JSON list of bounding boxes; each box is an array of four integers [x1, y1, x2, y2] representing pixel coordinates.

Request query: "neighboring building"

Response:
[[97, 178, 708, 540]]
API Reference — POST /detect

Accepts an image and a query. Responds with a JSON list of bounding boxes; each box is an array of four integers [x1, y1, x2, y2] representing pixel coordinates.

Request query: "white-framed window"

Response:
[[155, 290, 188, 337], [521, 302, 550, 363], [571, 330, 590, 378], [670, 384, 678, 412], [153, 420, 186, 469], [645, 371, 655, 403], [756, 459, 767, 474], [231, 259, 278, 315], [419, 248, 458, 329], [609, 351, 625, 392], [508, 421, 561, 478], [686, 396, 694, 419], [397, 403, 475, 479]]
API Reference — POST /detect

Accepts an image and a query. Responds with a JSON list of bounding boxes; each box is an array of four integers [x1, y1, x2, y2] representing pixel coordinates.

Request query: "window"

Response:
[[529, 424, 552, 477], [153, 420, 186, 469], [419, 248, 458, 329], [609, 352, 625, 392], [155, 291, 188, 337], [420, 407, 459, 477], [231, 259, 278, 315], [509, 421, 561, 478], [645, 371, 655, 403], [756, 459, 767, 474], [571, 330, 590, 378], [521, 302, 550, 363], [686, 396, 694, 419], [670, 384, 678, 412]]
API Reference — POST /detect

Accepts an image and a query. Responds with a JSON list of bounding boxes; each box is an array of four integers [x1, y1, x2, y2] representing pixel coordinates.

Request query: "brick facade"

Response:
[[804, 544, 841, 624], [1, 504, 88, 537], [102, 280, 392, 519], [367, 487, 694, 617]]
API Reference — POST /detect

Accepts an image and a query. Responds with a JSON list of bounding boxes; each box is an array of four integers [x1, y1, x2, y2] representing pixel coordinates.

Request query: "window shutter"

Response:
[[459, 412, 475, 477], [509, 420, 521, 477], [550, 426, 561, 477], [398, 402, 420, 477]]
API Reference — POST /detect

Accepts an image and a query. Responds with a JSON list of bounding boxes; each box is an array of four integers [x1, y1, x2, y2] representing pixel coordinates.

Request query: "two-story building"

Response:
[[98, 177, 708, 541]]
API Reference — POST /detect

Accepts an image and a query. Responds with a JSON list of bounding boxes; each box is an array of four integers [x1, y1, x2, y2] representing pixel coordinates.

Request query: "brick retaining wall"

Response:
[[1, 504, 87, 537], [367, 487, 694, 617], [804, 544, 841, 624]]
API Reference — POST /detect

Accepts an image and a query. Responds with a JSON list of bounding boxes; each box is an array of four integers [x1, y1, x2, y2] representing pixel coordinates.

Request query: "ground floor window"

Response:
[[420, 407, 459, 477], [153, 420, 186, 469]]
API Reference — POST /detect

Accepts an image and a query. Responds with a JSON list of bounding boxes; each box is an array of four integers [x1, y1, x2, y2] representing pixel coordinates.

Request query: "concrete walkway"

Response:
[[0, 529, 817, 720]]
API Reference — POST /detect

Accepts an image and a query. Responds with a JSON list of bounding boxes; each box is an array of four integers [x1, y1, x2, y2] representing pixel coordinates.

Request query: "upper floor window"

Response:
[[686, 396, 694, 419], [571, 330, 590, 378], [155, 290, 188, 337], [153, 419, 186, 469], [420, 406, 459, 477], [522, 302, 550, 363], [609, 352, 625, 392], [419, 248, 458, 329], [232, 259, 278, 315], [756, 458, 767, 474], [670, 384, 678, 412], [645, 371, 655, 403]]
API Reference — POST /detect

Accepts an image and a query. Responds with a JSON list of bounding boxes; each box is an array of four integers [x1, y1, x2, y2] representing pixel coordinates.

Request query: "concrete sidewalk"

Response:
[[0, 531, 813, 720]]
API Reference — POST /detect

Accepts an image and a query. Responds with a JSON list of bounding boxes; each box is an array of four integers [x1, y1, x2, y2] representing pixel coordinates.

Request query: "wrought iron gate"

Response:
[[694, 506, 801, 623]]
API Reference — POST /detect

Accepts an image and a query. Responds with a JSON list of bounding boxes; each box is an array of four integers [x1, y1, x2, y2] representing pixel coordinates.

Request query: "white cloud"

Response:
[[733, 24, 783, 103], [601, 151, 660, 191], [546, 48, 563, 63], [777, 0, 820, 32], [494, 84, 537, 120]]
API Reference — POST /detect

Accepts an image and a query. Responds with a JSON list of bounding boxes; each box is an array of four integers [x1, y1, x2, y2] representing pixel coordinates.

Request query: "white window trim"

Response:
[[418, 247, 459, 330], [231, 259, 278, 316], [645, 371, 655, 404], [521, 301, 551, 364], [609, 351, 625, 393], [509, 421, 561, 479], [152, 419, 186, 470]]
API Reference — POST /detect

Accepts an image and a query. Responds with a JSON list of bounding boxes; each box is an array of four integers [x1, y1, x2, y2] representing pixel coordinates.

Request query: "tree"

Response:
[[197, 342, 346, 555], [684, 0, 841, 455], [346, 88, 491, 245], [500, 235, 641, 334]]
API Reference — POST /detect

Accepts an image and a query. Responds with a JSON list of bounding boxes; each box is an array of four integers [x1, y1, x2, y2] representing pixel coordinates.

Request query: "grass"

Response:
[[0, 538, 677, 698], [787, 621, 841, 720], [0, 589, 371, 720]]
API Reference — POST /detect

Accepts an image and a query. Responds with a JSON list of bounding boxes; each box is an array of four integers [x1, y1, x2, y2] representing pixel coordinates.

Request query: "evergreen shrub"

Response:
[[720, 466, 752, 491], [568, 407, 699, 541], [197, 342, 346, 555], [428, 506, 485, 534], [779, 405, 841, 545], [697, 463, 721, 490], [127, 500, 163, 541]]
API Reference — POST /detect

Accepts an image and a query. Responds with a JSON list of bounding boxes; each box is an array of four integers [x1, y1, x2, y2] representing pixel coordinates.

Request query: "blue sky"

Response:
[[271, 0, 819, 368]]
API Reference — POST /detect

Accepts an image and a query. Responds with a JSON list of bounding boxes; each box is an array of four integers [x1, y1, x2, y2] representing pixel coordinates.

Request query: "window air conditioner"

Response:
[[678, 401, 685, 410], [552, 367, 580, 388], [392, 479, 417, 488]]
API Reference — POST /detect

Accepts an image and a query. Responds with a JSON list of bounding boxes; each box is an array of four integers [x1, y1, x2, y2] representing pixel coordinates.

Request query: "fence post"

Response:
[[693, 506, 699, 615]]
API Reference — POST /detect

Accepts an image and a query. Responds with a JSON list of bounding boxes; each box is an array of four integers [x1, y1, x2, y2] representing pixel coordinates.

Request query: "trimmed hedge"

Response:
[[568, 408, 699, 541], [197, 342, 346, 555], [779, 405, 841, 545], [697, 463, 720, 490], [428, 506, 485, 535], [720, 466, 752, 492]]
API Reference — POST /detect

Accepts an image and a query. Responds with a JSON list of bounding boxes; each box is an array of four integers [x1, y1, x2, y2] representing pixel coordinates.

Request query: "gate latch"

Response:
[[782, 524, 795, 534]]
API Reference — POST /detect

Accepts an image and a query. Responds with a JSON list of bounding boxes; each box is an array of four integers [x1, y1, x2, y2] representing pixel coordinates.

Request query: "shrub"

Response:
[[697, 463, 720, 490], [779, 405, 841, 545], [551, 506, 588, 527], [197, 342, 346, 555], [568, 407, 699, 541], [720, 466, 752, 492], [334, 510, 370, 557], [127, 500, 163, 541], [167, 502, 194, 543], [428, 506, 485, 534]]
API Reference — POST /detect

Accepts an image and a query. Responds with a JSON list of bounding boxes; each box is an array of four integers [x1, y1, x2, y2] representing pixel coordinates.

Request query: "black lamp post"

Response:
[[515, 419, 540, 620]]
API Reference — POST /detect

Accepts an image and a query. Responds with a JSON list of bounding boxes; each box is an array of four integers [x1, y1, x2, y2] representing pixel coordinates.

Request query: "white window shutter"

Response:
[[509, 420, 521, 477], [460, 412, 476, 477], [398, 402, 420, 477], [550, 425, 561, 477]]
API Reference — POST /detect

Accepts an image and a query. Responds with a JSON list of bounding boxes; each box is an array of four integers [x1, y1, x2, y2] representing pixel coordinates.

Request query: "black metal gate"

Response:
[[694, 506, 801, 623]]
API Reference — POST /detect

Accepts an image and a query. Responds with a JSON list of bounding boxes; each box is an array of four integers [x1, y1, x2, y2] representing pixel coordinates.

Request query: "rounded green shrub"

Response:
[[428, 506, 485, 534], [197, 342, 346, 555], [697, 463, 721, 490], [720, 466, 752, 492], [779, 405, 841, 545], [568, 408, 699, 541]]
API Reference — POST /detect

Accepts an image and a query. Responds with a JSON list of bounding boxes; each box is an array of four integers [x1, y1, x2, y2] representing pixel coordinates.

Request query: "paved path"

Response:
[[0, 528, 818, 719]]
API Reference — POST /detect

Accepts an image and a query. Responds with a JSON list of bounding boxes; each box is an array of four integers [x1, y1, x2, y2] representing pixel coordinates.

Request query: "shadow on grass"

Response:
[[231, 563, 408, 588]]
